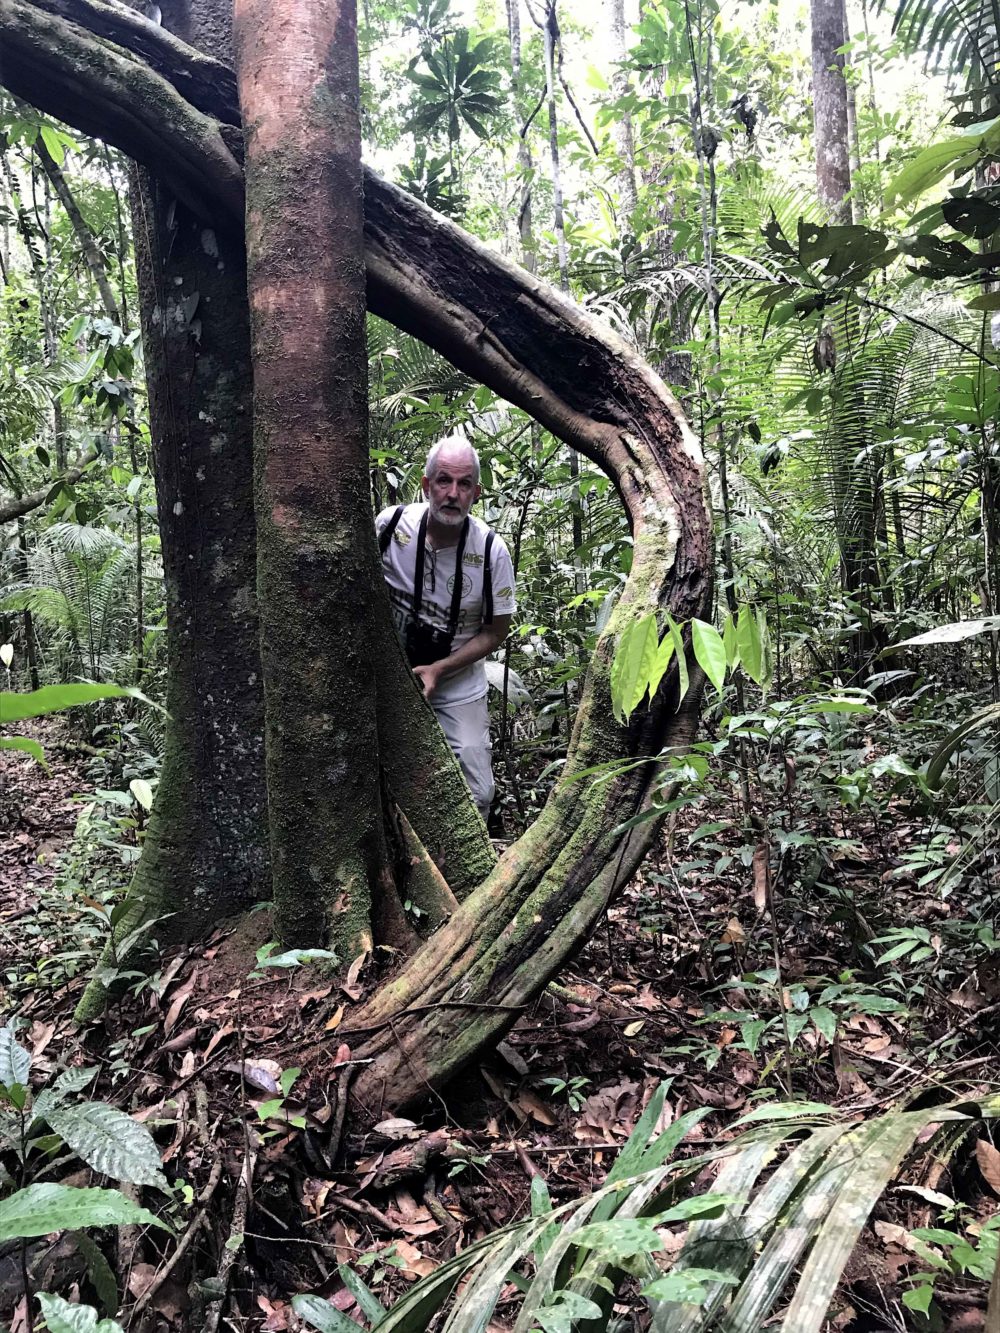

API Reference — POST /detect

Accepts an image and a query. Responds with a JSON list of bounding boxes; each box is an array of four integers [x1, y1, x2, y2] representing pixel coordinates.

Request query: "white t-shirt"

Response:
[[376, 503, 517, 705]]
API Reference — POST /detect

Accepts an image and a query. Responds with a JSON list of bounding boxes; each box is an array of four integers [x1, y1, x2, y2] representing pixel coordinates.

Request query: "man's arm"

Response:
[[413, 615, 512, 698]]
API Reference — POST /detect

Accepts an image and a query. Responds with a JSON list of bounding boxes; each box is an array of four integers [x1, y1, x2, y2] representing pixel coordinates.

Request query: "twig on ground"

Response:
[[203, 1148, 256, 1333], [128, 1156, 223, 1319]]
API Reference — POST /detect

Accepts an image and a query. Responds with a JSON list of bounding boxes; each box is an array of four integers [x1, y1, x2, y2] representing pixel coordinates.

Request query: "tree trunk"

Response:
[[811, 0, 852, 223], [608, 0, 638, 221], [75, 0, 270, 1018], [3, 0, 713, 1109], [34, 130, 121, 324], [234, 0, 383, 953]]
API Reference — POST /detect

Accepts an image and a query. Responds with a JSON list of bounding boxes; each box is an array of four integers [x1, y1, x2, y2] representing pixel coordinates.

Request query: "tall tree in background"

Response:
[[810, 0, 883, 669], [811, 0, 852, 223]]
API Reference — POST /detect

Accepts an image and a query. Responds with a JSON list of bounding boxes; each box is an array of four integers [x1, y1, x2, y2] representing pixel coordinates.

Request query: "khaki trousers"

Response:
[[431, 693, 495, 818]]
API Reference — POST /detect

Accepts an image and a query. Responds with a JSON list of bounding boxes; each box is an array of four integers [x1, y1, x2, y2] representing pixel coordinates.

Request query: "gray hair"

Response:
[[424, 435, 481, 484]]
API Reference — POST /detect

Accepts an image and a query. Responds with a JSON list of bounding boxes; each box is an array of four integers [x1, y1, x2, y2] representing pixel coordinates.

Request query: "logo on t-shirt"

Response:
[[464, 552, 484, 566], [448, 572, 473, 597], [393, 530, 411, 546], [497, 585, 513, 599]]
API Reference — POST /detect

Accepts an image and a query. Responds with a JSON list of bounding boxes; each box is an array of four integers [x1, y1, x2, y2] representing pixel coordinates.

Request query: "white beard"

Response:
[[429, 500, 467, 526]]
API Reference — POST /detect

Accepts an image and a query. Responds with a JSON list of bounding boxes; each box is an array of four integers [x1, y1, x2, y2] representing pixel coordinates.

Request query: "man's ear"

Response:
[[421, 474, 430, 497], [474, 483, 482, 503]]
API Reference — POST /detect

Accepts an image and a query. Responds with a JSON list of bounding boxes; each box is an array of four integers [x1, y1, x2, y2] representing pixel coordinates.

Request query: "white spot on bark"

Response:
[[196, 467, 206, 481], [173, 501, 184, 515], [201, 229, 219, 257]]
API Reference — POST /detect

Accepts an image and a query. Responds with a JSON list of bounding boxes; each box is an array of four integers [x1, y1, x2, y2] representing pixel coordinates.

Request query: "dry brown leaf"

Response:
[[624, 1021, 645, 1037], [298, 984, 333, 1009], [976, 1139, 1000, 1193], [163, 971, 197, 1035], [325, 1004, 345, 1032], [394, 1239, 438, 1280], [752, 843, 770, 911], [721, 917, 746, 946], [128, 1262, 158, 1300], [341, 950, 370, 1001], [202, 1021, 234, 1061], [514, 1089, 558, 1126]]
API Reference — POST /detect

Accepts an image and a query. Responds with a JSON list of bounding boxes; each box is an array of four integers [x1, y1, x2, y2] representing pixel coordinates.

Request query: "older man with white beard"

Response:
[[376, 436, 516, 820]]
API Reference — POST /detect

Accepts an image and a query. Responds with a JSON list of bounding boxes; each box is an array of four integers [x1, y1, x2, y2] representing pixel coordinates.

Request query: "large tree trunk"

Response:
[[72, 0, 266, 1018], [1, 0, 712, 1108], [234, 0, 384, 953]]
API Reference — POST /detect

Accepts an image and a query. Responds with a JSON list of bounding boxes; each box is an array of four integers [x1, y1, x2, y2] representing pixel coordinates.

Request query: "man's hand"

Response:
[[413, 661, 446, 698]]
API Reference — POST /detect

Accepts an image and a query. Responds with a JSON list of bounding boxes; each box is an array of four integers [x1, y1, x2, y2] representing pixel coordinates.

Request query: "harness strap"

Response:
[[412, 509, 429, 622], [483, 531, 495, 624], [378, 504, 405, 555]]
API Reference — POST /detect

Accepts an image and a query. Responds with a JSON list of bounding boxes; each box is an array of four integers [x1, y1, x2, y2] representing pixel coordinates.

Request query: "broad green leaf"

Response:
[[611, 613, 659, 722], [338, 1264, 385, 1323], [779, 1109, 970, 1332], [900, 617, 1000, 646], [129, 779, 153, 811], [45, 1102, 167, 1188], [0, 1183, 167, 1239], [691, 620, 727, 694], [885, 133, 984, 205], [258, 948, 339, 969], [730, 1101, 834, 1129], [70, 1231, 119, 1317], [36, 1294, 124, 1333], [722, 613, 738, 668], [0, 1022, 30, 1088], [38, 124, 67, 166], [0, 735, 47, 766], [0, 683, 137, 723], [292, 1294, 367, 1333], [665, 615, 689, 706], [647, 630, 677, 701], [736, 607, 764, 685]]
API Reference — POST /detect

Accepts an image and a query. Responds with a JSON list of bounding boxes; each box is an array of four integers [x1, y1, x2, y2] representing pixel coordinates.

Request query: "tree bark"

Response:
[[74, 1, 269, 1020], [811, 0, 852, 223], [608, 0, 638, 221], [234, 0, 382, 953]]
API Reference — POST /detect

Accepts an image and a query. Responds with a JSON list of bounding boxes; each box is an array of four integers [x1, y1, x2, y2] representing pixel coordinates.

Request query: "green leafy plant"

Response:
[[292, 1084, 1000, 1332]]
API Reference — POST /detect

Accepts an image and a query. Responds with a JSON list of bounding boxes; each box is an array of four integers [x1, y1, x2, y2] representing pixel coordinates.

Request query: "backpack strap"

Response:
[[447, 518, 470, 636], [378, 504, 405, 555], [483, 531, 495, 625]]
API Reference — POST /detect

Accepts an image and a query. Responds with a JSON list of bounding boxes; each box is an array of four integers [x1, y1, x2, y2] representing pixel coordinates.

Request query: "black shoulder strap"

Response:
[[412, 508, 429, 620], [446, 519, 470, 635], [378, 505, 405, 555], [483, 531, 495, 625]]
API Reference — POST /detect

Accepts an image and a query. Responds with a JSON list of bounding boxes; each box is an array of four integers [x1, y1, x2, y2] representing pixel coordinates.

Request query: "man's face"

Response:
[[422, 447, 482, 527]]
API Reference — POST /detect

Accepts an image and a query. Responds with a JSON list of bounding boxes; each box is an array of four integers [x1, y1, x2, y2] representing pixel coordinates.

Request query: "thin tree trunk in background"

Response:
[[607, 0, 638, 221], [506, 0, 535, 271], [539, 0, 585, 597], [841, 0, 861, 220], [811, 0, 852, 223], [35, 133, 121, 324], [16, 519, 40, 692], [234, 0, 384, 954]]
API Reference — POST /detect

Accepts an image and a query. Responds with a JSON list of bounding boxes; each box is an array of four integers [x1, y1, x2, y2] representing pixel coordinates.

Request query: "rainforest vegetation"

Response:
[[1, 0, 1000, 1327]]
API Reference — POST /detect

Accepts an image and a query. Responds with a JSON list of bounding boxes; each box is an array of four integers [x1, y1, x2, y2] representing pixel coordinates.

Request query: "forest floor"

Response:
[[2, 721, 1000, 1331]]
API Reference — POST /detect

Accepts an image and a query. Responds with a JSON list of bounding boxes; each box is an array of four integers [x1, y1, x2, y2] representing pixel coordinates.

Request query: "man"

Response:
[[376, 436, 516, 819]]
